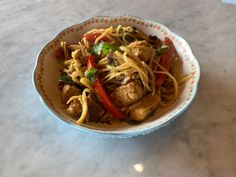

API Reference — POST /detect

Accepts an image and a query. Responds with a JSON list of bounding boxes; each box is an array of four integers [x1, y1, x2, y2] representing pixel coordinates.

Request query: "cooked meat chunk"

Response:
[[147, 35, 162, 49], [66, 99, 82, 117], [129, 94, 160, 121], [61, 84, 82, 103], [87, 96, 105, 121], [128, 40, 150, 47], [66, 95, 105, 120], [110, 81, 144, 107]]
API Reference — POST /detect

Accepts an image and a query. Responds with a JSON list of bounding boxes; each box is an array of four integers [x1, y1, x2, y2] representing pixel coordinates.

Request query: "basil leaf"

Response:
[[156, 45, 170, 56], [93, 42, 119, 56], [90, 75, 96, 83], [59, 75, 84, 88], [123, 33, 137, 42], [85, 68, 97, 82], [85, 68, 97, 78], [102, 43, 119, 55], [93, 42, 103, 55]]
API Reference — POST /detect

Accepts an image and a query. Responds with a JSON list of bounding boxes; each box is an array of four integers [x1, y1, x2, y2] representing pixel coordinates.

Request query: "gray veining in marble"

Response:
[[1, 0, 236, 177]]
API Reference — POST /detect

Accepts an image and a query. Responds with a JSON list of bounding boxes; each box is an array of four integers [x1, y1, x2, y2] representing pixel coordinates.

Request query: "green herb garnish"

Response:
[[93, 42, 119, 56], [123, 33, 137, 42], [59, 75, 83, 88], [93, 42, 104, 55], [156, 45, 170, 56], [85, 68, 97, 82]]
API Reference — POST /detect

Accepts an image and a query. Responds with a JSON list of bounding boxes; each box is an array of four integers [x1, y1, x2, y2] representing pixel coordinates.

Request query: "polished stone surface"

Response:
[[1, 0, 236, 177]]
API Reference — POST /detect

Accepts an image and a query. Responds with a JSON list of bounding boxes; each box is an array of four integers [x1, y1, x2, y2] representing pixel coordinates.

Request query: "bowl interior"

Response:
[[34, 16, 199, 136]]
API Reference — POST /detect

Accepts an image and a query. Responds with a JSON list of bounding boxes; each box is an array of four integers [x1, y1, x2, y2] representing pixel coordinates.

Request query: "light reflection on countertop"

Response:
[[134, 163, 144, 173]]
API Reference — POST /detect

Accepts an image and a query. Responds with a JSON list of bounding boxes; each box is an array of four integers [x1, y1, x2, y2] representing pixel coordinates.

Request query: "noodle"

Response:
[[59, 25, 189, 124], [66, 88, 90, 125], [61, 41, 68, 59], [95, 26, 113, 44], [154, 71, 179, 106], [80, 78, 93, 91], [178, 74, 192, 86]]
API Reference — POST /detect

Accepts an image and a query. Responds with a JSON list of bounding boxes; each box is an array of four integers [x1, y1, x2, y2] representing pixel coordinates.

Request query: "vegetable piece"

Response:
[[101, 43, 119, 55], [123, 33, 137, 42], [155, 37, 175, 88], [87, 54, 125, 119], [131, 26, 137, 33], [156, 45, 170, 56], [87, 54, 96, 68], [94, 78, 125, 119], [59, 75, 83, 88], [85, 54, 97, 84], [85, 68, 97, 82], [93, 42, 119, 56], [84, 32, 109, 44], [107, 54, 117, 66], [87, 95, 105, 122], [93, 42, 104, 55]]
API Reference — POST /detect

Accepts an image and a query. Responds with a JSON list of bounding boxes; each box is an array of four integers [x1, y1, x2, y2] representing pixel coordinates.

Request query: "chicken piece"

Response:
[[128, 40, 150, 47], [61, 84, 82, 103], [110, 81, 144, 107], [129, 94, 160, 122], [87, 96, 105, 122], [66, 94, 105, 120], [147, 35, 162, 49], [66, 99, 82, 117]]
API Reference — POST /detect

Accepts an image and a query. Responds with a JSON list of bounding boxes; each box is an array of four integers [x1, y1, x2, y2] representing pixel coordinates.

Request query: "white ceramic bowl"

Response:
[[33, 16, 200, 138]]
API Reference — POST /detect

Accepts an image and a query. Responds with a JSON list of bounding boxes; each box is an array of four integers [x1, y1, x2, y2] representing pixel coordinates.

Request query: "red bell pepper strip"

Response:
[[84, 32, 110, 44], [155, 37, 176, 88], [87, 54, 96, 68], [94, 78, 125, 119], [87, 54, 125, 119]]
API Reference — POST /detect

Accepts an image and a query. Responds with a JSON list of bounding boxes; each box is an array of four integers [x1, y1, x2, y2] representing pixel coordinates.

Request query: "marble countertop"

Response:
[[1, 0, 236, 177]]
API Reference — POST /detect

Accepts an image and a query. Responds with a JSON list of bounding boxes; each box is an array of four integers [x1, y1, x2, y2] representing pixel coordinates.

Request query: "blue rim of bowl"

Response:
[[32, 15, 201, 138]]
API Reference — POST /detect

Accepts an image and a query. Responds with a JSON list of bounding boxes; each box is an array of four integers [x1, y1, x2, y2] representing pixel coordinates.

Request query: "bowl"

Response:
[[33, 16, 200, 138]]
